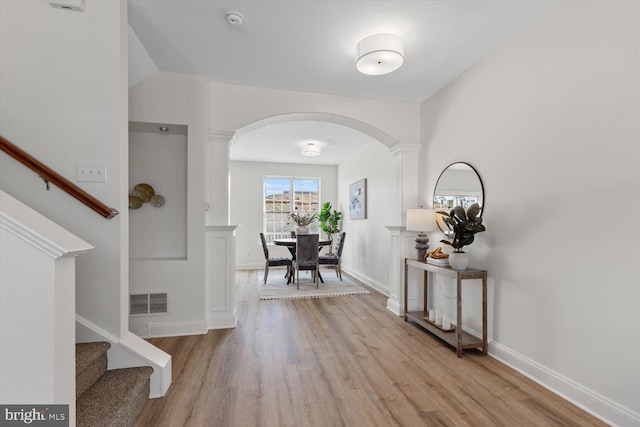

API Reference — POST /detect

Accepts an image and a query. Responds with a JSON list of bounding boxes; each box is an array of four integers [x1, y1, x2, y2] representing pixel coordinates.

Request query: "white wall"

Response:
[[208, 82, 420, 146], [420, 2, 640, 424], [337, 143, 398, 294], [0, 0, 128, 337], [231, 161, 337, 268], [129, 128, 188, 259], [128, 72, 207, 337]]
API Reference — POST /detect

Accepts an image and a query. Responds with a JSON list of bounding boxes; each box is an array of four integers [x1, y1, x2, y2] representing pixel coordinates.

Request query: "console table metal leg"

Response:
[[456, 273, 463, 358], [423, 270, 428, 316], [482, 271, 488, 355], [403, 258, 408, 321]]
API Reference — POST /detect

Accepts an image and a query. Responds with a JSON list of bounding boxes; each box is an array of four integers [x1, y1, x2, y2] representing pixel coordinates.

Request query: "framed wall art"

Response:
[[349, 178, 367, 219]]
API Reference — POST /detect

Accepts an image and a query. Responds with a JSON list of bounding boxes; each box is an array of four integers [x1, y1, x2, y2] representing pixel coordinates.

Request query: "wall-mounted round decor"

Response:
[[150, 194, 165, 207], [129, 195, 143, 209], [132, 183, 155, 202]]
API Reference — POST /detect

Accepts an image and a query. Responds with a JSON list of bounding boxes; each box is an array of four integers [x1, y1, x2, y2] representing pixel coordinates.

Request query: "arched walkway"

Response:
[[234, 112, 399, 148], [205, 111, 420, 328]]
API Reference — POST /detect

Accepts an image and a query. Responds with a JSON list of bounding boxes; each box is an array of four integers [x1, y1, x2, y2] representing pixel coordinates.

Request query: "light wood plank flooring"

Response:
[[134, 270, 606, 426]]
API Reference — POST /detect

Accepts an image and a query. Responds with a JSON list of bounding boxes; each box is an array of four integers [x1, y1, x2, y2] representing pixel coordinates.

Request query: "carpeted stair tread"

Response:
[[77, 366, 153, 427], [76, 342, 111, 399]]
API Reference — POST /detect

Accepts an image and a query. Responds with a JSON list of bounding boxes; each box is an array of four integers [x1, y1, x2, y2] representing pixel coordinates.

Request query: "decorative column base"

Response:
[[385, 226, 419, 315], [205, 225, 238, 329]]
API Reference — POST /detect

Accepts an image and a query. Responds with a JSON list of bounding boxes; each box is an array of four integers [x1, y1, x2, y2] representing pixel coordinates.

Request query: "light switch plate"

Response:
[[76, 162, 107, 182]]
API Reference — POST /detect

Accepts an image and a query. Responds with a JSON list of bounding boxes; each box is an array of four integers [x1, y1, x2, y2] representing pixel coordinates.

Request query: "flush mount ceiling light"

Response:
[[356, 34, 404, 76], [301, 142, 321, 157]]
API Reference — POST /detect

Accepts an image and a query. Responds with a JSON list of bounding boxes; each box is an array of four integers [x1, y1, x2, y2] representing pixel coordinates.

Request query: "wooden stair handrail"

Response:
[[0, 135, 119, 219]]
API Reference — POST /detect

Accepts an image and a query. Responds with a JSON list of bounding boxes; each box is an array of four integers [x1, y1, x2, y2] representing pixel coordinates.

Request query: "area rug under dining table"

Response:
[[258, 269, 372, 300]]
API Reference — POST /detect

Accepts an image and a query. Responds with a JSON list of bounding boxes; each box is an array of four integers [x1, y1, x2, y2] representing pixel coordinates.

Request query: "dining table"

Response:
[[273, 237, 332, 284]]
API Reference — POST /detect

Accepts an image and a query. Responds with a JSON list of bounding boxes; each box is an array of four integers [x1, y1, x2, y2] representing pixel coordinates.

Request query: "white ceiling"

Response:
[[127, 0, 553, 164]]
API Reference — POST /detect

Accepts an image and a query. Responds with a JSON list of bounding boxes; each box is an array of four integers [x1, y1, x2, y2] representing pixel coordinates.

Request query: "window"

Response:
[[264, 177, 320, 243]]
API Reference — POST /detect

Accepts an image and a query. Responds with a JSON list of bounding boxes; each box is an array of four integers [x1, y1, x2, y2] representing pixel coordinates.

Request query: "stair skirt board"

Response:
[[76, 342, 152, 427]]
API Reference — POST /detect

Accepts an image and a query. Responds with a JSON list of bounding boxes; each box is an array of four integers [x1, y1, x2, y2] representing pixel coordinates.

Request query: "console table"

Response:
[[404, 258, 487, 357]]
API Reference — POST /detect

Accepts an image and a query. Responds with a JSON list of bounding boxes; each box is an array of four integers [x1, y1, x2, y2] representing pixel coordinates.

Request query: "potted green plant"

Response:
[[438, 203, 485, 269], [290, 211, 317, 234], [318, 202, 342, 254]]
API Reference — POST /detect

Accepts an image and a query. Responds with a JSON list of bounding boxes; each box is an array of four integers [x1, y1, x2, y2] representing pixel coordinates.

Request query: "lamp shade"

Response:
[[406, 209, 438, 232], [356, 34, 404, 76]]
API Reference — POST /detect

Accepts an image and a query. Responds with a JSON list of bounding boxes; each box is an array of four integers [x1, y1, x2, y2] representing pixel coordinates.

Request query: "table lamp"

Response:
[[406, 208, 438, 261]]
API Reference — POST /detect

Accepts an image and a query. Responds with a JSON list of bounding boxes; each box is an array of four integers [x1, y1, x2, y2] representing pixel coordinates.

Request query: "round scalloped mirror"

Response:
[[433, 162, 484, 234]]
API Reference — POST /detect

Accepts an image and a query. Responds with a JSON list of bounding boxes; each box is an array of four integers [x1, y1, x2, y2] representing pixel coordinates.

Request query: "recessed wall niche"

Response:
[[129, 122, 187, 259]]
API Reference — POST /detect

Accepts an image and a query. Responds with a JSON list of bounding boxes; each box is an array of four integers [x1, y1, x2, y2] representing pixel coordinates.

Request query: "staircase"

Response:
[[76, 342, 152, 427]]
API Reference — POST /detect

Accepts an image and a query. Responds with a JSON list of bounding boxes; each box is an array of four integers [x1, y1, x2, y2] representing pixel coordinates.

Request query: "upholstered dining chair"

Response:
[[294, 234, 319, 289], [260, 232, 292, 284], [319, 232, 346, 281]]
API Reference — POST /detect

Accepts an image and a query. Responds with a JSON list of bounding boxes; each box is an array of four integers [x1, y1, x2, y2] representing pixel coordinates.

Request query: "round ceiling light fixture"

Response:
[[356, 34, 404, 76], [301, 142, 321, 157]]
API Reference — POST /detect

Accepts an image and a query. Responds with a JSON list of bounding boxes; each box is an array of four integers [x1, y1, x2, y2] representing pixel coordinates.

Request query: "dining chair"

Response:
[[260, 232, 292, 284], [294, 234, 319, 289], [319, 232, 346, 280]]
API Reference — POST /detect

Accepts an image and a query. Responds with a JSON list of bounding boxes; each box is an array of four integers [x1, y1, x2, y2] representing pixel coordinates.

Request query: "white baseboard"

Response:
[[452, 324, 638, 426], [386, 299, 401, 315], [236, 262, 265, 270], [146, 320, 208, 338], [341, 266, 389, 296], [379, 288, 639, 426], [206, 313, 238, 330], [488, 340, 639, 427], [76, 315, 172, 398]]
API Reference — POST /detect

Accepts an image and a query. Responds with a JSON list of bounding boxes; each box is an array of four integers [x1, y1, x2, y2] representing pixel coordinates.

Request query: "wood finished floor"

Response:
[[134, 270, 606, 427]]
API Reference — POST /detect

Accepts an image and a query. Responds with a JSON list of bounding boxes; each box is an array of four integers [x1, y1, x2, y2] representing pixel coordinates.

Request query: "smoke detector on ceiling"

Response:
[[226, 12, 243, 27], [49, 0, 85, 12]]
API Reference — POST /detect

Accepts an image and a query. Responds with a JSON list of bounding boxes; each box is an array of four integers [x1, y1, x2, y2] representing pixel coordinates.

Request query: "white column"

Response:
[[205, 225, 239, 329], [386, 143, 421, 315], [388, 143, 421, 224], [385, 226, 421, 315], [204, 131, 239, 328], [205, 129, 236, 225]]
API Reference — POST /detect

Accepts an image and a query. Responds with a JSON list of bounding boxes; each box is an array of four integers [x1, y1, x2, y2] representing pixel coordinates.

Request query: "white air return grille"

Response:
[[130, 292, 168, 315]]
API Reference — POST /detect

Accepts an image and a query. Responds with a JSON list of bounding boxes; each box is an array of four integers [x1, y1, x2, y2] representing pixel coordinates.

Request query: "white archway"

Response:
[[234, 112, 400, 148], [205, 111, 420, 321]]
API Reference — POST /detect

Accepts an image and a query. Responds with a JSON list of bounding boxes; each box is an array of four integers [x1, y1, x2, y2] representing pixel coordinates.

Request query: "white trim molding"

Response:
[[76, 315, 172, 398], [205, 129, 236, 225], [205, 225, 239, 330], [0, 190, 93, 258], [146, 320, 208, 338], [489, 341, 640, 427], [341, 266, 389, 297], [385, 226, 416, 315]]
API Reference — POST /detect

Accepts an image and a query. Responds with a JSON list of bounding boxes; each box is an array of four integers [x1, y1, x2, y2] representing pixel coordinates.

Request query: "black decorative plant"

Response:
[[438, 203, 485, 253]]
